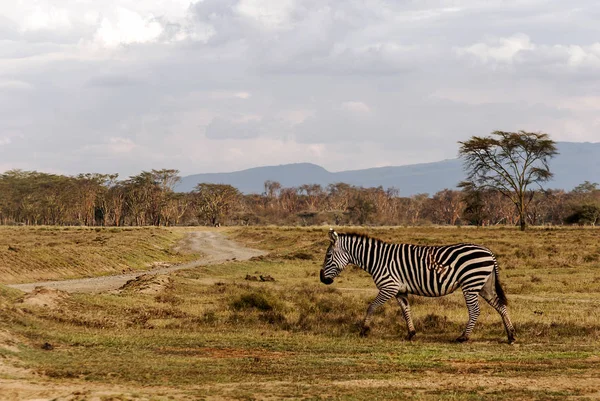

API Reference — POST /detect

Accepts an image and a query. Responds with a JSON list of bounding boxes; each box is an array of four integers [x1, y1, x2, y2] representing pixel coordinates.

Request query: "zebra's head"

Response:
[[320, 229, 349, 285]]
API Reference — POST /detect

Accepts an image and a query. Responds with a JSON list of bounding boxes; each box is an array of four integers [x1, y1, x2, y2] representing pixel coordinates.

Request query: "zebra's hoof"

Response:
[[406, 331, 416, 341], [507, 336, 516, 345], [359, 326, 370, 337], [455, 335, 469, 343]]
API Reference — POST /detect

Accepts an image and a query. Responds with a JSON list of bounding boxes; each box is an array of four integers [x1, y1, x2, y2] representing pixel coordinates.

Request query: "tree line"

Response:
[[0, 169, 598, 227], [1, 131, 597, 228]]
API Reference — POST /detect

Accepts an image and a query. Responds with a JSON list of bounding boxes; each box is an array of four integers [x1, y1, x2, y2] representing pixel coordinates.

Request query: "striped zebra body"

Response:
[[320, 229, 515, 343]]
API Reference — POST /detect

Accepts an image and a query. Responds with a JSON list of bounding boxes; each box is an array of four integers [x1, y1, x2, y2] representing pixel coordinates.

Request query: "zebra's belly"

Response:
[[400, 279, 461, 297], [406, 284, 460, 297]]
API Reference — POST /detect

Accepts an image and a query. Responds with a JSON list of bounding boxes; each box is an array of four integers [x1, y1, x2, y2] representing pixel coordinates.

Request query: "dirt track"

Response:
[[7, 231, 265, 294]]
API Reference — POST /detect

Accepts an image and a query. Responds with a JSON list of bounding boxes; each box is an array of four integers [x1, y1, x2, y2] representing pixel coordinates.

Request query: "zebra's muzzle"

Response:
[[320, 269, 334, 285]]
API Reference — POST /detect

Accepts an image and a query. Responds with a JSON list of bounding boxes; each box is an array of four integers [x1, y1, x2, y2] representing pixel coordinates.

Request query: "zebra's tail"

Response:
[[494, 259, 508, 306]]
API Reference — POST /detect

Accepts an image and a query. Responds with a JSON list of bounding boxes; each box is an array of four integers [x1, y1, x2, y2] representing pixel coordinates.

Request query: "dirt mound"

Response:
[[19, 287, 70, 309], [0, 330, 21, 353], [119, 274, 172, 294]]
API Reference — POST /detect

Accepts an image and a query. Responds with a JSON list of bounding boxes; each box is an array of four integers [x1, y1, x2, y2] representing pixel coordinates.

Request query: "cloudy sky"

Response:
[[1, 0, 599, 177]]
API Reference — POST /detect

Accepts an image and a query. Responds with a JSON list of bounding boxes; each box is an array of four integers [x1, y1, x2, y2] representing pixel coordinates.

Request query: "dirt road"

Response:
[[7, 231, 265, 294]]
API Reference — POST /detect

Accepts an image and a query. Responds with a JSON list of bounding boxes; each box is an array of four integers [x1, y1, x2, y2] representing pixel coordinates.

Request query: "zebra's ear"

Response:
[[328, 228, 338, 244]]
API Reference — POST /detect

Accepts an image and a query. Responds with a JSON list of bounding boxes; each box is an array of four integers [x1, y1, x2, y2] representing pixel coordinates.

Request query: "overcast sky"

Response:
[[1, 0, 599, 178]]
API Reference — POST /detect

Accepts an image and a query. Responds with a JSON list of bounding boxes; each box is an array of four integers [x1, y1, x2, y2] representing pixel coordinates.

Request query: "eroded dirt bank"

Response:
[[7, 231, 265, 294]]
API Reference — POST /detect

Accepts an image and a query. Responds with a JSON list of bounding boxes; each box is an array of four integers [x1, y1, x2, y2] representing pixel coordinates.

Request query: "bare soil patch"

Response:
[[118, 273, 172, 294], [0, 330, 21, 353], [19, 287, 70, 309]]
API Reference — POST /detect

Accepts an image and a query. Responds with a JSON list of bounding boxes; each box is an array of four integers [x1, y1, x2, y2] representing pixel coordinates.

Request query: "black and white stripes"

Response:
[[320, 229, 515, 343]]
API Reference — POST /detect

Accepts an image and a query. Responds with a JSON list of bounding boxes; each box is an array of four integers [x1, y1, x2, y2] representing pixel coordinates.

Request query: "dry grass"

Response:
[[1, 225, 600, 400], [0, 226, 200, 284]]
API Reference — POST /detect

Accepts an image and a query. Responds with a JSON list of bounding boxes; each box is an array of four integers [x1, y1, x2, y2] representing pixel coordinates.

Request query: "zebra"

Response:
[[320, 229, 516, 343]]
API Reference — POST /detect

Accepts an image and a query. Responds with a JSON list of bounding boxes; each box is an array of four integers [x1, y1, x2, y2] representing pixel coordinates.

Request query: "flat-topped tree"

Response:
[[458, 131, 558, 231]]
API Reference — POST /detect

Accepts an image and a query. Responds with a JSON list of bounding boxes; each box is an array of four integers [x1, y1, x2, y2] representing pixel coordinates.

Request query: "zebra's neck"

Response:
[[342, 234, 388, 275]]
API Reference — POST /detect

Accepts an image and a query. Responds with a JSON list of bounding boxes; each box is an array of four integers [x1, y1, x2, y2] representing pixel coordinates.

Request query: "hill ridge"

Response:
[[176, 142, 600, 196]]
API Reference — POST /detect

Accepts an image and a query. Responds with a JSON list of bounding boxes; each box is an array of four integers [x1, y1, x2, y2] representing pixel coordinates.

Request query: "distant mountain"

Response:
[[176, 142, 600, 196]]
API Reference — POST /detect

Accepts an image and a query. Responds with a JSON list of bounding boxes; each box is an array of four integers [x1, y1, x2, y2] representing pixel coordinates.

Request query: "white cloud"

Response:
[[307, 143, 325, 157], [235, 0, 296, 30], [558, 96, 600, 112], [394, 6, 461, 22], [94, 8, 164, 47], [560, 43, 600, 67], [277, 109, 314, 125], [21, 6, 72, 31], [457, 33, 534, 64], [208, 91, 252, 100], [0, 80, 34, 91], [234, 91, 251, 99], [457, 34, 600, 71], [340, 101, 371, 114], [108, 137, 137, 153]]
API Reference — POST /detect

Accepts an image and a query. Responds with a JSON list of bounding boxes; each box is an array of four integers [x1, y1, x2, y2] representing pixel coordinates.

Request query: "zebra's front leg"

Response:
[[360, 289, 395, 337], [396, 294, 417, 340], [456, 291, 480, 342]]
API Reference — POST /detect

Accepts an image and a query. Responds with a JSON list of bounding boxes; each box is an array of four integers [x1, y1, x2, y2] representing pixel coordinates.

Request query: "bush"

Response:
[[231, 292, 276, 311], [565, 204, 600, 226]]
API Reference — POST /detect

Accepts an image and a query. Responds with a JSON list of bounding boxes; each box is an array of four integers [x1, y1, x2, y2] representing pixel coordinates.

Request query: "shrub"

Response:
[[231, 292, 275, 312]]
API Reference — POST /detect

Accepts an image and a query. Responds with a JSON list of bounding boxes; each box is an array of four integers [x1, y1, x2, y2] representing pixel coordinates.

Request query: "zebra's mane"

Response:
[[338, 231, 477, 248], [338, 231, 387, 244]]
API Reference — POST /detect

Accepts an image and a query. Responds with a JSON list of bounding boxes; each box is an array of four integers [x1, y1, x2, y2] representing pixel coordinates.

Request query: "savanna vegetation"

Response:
[[1, 226, 600, 400], [2, 132, 597, 229], [1, 132, 597, 229], [1, 168, 599, 229]]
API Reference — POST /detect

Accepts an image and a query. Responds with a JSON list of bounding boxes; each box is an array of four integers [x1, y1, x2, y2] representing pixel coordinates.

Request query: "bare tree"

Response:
[[405, 193, 429, 225], [299, 184, 324, 211], [263, 180, 281, 200], [459, 130, 558, 231], [429, 189, 464, 225]]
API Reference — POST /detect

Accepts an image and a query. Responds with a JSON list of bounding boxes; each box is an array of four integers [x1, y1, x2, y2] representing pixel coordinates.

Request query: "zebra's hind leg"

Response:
[[456, 291, 480, 342], [482, 296, 516, 344], [396, 294, 417, 340], [360, 289, 395, 337], [479, 272, 516, 343]]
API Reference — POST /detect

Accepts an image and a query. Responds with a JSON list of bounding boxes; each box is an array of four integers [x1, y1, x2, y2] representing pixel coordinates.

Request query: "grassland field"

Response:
[[1, 225, 600, 400]]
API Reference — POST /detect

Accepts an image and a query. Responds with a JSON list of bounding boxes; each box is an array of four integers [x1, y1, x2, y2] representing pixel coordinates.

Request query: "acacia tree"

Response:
[[348, 190, 376, 225], [194, 183, 241, 226], [151, 169, 181, 225], [74, 173, 111, 226], [458, 130, 558, 231]]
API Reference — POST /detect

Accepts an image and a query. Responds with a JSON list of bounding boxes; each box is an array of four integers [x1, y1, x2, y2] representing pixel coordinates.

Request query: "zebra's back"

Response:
[[387, 243, 496, 297]]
